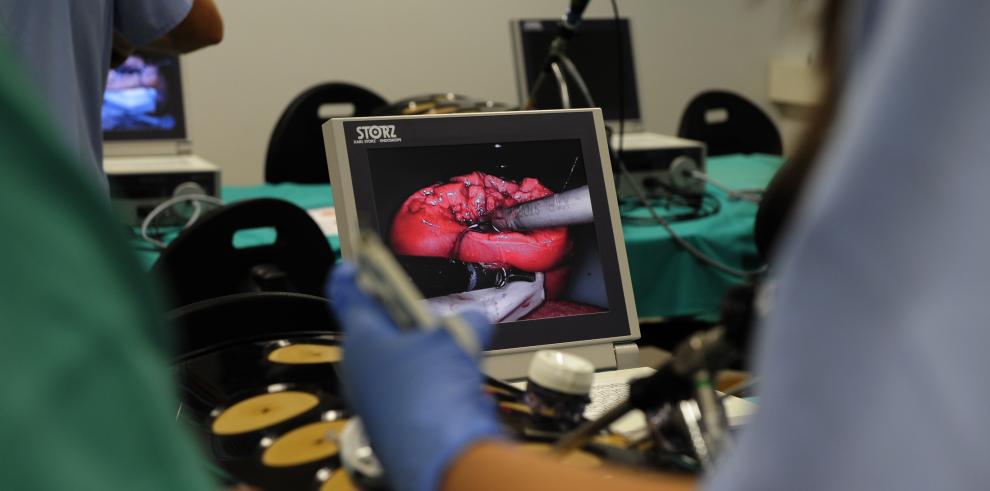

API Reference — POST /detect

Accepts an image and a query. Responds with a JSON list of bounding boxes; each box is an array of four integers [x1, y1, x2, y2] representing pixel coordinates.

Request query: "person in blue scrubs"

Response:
[[327, 1, 990, 490], [0, 0, 222, 190]]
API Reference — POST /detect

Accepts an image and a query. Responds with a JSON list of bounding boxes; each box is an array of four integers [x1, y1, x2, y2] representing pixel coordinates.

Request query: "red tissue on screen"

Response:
[[390, 171, 571, 272]]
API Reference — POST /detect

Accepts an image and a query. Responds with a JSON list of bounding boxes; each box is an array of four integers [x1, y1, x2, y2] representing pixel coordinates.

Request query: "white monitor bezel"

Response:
[[323, 109, 640, 361]]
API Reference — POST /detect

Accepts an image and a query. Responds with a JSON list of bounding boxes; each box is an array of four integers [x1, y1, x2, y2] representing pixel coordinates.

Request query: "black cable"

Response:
[[619, 192, 721, 225], [608, 0, 765, 280]]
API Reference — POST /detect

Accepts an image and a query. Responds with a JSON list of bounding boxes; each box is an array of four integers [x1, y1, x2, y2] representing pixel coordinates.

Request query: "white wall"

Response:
[[183, 0, 794, 185], [771, 0, 825, 146]]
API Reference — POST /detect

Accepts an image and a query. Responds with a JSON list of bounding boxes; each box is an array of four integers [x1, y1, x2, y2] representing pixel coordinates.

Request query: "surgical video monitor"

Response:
[[102, 49, 187, 141], [324, 110, 639, 368]]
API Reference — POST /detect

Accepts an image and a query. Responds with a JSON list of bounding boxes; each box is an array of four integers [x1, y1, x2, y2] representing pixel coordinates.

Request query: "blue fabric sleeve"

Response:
[[707, 0, 990, 489], [114, 0, 193, 46]]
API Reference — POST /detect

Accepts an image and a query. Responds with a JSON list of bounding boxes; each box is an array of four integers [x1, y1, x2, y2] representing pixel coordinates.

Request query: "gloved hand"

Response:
[[327, 262, 503, 491]]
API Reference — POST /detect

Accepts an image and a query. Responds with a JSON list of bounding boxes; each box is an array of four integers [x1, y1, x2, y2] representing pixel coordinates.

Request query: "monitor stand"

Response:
[[482, 342, 639, 381]]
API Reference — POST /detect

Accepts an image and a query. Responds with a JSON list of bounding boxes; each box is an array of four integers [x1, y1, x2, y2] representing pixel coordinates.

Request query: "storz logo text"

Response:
[[353, 125, 401, 144]]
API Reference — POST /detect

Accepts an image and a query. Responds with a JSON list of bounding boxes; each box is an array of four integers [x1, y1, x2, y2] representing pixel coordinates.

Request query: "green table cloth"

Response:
[[623, 154, 780, 319], [135, 154, 782, 319]]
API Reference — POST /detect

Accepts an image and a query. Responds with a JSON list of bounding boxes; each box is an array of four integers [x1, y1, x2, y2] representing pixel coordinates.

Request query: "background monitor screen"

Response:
[[102, 50, 186, 141], [516, 18, 640, 121], [334, 111, 635, 351]]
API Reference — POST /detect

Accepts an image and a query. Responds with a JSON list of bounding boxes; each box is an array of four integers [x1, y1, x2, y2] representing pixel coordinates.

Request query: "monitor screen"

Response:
[[329, 111, 637, 352], [102, 50, 186, 141], [515, 18, 640, 121], [369, 139, 609, 321]]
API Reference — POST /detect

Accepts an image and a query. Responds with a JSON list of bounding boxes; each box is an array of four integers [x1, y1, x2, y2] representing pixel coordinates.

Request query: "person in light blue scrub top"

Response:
[[325, 1, 990, 490], [0, 0, 222, 190]]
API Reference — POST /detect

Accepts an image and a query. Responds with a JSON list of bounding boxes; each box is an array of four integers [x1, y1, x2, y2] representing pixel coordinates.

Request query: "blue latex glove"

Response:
[[327, 262, 503, 491]]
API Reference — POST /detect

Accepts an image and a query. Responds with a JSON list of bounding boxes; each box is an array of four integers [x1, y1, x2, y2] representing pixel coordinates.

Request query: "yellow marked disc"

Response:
[[262, 420, 349, 467], [320, 469, 357, 491], [268, 344, 343, 365], [212, 392, 319, 435], [519, 442, 603, 469]]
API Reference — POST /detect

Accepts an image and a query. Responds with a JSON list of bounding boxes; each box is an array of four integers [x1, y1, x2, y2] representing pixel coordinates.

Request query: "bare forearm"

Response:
[[442, 441, 697, 491], [148, 0, 223, 54]]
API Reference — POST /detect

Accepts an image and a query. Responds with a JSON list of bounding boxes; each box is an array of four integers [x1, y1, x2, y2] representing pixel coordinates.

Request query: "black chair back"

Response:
[[265, 82, 387, 183], [151, 198, 334, 309], [678, 90, 783, 157]]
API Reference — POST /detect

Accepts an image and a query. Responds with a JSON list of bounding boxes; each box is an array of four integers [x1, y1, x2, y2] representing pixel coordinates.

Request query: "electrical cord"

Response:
[[615, 156, 766, 278], [609, 0, 766, 280], [140, 194, 223, 249]]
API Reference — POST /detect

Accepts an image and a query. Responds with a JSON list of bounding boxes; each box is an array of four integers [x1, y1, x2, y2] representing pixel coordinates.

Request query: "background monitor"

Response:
[[325, 110, 639, 354], [513, 18, 641, 122], [102, 49, 187, 142]]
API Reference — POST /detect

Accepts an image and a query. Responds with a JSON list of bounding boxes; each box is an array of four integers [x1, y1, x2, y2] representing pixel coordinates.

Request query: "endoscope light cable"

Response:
[[550, 61, 572, 109], [688, 170, 762, 204], [609, 0, 765, 280], [557, 52, 596, 108]]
